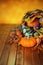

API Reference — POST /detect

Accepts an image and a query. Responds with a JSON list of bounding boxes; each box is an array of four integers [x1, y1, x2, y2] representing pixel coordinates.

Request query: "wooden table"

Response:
[[0, 24, 43, 65]]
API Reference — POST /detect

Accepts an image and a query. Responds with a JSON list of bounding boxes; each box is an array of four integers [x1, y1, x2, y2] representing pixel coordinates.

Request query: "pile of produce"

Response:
[[9, 9, 43, 47]]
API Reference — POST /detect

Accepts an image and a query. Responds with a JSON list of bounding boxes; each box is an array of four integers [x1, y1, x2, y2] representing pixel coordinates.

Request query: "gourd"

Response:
[[27, 18, 40, 27], [19, 36, 37, 47], [13, 30, 22, 43]]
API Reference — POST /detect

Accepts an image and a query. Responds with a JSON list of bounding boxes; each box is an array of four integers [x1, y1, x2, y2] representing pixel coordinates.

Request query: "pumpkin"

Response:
[[19, 36, 37, 47]]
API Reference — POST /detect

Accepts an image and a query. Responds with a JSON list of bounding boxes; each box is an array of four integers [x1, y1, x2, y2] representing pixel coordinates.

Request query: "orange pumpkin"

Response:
[[19, 36, 37, 47]]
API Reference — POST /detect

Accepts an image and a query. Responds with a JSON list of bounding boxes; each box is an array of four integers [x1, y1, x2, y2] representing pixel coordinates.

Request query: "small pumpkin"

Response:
[[19, 36, 37, 47]]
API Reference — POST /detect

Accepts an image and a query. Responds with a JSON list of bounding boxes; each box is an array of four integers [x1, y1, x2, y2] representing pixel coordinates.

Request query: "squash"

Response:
[[27, 18, 40, 27], [13, 30, 22, 44], [15, 30, 22, 38], [19, 36, 37, 47]]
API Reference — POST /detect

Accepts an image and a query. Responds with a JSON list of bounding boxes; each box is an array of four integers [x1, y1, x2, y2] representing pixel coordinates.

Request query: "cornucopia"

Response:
[[9, 9, 43, 48]]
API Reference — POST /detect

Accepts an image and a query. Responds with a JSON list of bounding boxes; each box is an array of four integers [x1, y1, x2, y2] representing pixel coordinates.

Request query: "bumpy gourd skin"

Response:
[[21, 24, 34, 39]]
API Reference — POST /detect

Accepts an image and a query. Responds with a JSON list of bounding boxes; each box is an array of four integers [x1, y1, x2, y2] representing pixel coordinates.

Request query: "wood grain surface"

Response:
[[0, 24, 43, 65]]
